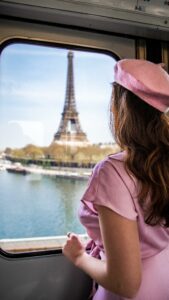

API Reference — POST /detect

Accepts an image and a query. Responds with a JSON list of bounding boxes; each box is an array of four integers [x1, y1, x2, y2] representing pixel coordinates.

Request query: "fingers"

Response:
[[67, 232, 78, 240], [63, 232, 85, 263]]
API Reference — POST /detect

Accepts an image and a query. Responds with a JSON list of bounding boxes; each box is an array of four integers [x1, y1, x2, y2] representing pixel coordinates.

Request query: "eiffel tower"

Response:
[[53, 51, 88, 145]]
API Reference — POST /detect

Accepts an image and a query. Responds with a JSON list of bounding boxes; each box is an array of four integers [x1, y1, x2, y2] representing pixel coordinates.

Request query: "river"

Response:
[[0, 170, 88, 239]]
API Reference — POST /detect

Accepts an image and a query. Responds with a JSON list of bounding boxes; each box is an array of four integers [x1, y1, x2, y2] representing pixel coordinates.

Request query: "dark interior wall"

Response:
[[146, 39, 162, 63]]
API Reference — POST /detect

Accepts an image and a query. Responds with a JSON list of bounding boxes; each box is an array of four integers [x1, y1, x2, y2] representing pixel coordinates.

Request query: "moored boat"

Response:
[[6, 163, 30, 175]]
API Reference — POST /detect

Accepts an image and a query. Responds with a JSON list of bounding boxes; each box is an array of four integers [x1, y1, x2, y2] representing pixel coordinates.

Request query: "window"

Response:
[[0, 42, 118, 252]]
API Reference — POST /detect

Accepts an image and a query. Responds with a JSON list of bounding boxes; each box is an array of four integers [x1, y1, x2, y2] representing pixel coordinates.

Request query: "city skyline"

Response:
[[0, 43, 116, 150]]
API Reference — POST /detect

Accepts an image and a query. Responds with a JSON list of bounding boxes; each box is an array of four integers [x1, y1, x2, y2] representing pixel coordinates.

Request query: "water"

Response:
[[0, 170, 88, 239]]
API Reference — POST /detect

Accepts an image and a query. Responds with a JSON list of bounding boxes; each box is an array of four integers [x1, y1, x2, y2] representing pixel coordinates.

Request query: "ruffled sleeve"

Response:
[[81, 157, 138, 221]]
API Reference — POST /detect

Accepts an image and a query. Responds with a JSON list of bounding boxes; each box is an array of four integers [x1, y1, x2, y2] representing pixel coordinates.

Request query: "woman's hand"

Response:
[[62, 233, 86, 266]]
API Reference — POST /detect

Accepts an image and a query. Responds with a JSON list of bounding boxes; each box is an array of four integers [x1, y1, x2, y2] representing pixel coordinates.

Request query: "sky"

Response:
[[0, 43, 116, 150]]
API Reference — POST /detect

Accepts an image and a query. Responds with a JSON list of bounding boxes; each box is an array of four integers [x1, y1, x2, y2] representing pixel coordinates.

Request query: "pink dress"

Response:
[[78, 152, 169, 300]]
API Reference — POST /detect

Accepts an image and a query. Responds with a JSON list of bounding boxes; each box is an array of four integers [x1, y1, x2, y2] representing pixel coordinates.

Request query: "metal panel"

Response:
[[0, 0, 169, 40], [0, 19, 135, 59], [1, 0, 169, 17], [70, 0, 169, 17], [0, 252, 92, 300]]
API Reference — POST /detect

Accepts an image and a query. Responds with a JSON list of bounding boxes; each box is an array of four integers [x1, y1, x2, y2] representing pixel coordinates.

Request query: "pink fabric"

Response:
[[79, 152, 169, 300], [114, 59, 169, 112]]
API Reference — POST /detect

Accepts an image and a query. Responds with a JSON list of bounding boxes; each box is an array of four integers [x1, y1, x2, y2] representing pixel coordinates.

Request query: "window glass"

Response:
[[0, 43, 118, 251]]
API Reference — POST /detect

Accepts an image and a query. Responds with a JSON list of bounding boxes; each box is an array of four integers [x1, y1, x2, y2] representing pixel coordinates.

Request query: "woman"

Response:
[[63, 59, 169, 299]]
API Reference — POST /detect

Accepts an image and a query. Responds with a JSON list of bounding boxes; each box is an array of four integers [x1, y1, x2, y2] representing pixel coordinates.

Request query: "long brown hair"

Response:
[[110, 83, 169, 227]]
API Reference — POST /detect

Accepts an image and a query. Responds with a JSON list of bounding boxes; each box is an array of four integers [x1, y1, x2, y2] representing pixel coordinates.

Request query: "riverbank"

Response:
[[0, 160, 92, 179], [25, 165, 91, 179]]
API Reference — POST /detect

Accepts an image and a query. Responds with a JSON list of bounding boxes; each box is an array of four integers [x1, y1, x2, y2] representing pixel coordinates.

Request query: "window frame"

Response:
[[0, 19, 135, 257]]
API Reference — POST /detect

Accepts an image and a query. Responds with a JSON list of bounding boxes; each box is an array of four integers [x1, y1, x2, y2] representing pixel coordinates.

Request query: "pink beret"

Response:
[[114, 59, 169, 113]]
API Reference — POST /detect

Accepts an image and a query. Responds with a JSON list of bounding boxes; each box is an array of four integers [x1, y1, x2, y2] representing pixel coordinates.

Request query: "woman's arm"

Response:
[[63, 205, 142, 298]]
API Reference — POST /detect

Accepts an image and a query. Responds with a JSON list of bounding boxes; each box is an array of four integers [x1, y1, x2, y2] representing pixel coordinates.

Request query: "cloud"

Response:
[[2, 45, 67, 57], [0, 79, 65, 103], [9, 120, 45, 146], [2, 45, 114, 60], [0, 122, 33, 149]]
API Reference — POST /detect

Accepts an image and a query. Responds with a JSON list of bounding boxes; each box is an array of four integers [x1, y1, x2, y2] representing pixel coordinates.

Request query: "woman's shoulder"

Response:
[[108, 151, 126, 162], [94, 151, 136, 189], [97, 151, 126, 169], [93, 151, 126, 178]]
